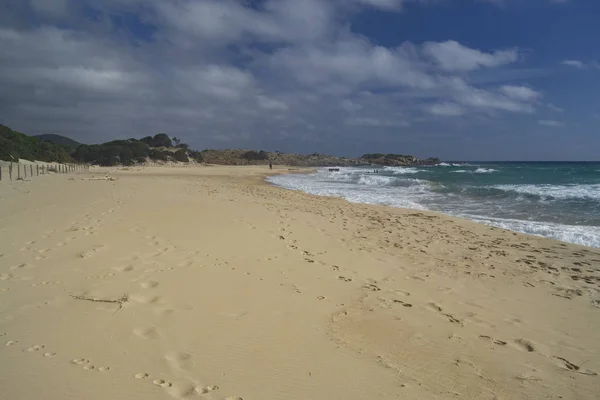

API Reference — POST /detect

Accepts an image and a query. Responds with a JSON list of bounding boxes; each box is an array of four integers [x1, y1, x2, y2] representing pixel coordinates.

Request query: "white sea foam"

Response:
[[357, 175, 397, 186], [268, 169, 428, 210], [492, 184, 600, 201], [267, 167, 600, 248], [475, 168, 498, 174], [382, 166, 422, 175], [451, 170, 469, 173], [467, 215, 600, 248]]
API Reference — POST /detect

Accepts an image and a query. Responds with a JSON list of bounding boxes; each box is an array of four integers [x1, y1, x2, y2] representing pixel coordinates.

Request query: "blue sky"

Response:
[[1, 0, 599, 160]]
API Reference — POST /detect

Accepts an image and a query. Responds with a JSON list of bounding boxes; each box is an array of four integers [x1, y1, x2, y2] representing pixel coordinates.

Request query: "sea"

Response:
[[267, 162, 600, 248]]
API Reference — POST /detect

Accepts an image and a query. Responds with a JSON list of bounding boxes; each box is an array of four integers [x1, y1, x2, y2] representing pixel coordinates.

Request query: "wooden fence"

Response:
[[0, 162, 89, 182]]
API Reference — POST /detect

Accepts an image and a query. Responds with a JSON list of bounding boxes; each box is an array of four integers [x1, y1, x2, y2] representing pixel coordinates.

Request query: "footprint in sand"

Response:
[[195, 385, 219, 394], [134, 372, 150, 379], [140, 281, 160, 289], [25, 344, 45, 352], [363, 283, 381, 292], [426, 303, 443, 312], [71, 358, 101, 371], [392, 299, 413, 307], [113, 265, 135, 273], [10, 263, 35, 271], [513, 339, 536, 352], [552, 356, 598, 376], [479, 335, 507, 346], [5, 340, 18, 347], [152, 379, 173, 388], [338, 276, 352, 282]]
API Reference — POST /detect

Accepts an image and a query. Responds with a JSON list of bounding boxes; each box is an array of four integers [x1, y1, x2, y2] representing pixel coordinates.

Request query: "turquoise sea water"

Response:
[[268, 162, 600, 248]]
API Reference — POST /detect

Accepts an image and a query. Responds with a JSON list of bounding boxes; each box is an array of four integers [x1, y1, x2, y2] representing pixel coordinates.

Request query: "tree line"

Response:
[[1, 126, 203, 166]]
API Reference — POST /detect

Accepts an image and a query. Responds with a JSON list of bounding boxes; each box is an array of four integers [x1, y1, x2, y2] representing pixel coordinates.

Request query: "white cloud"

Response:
[[176, 65, 255, 101], [561, 60, 600, 70], [352, 0, 405, 11], [428, 102, 464, 117], [546, 104, 564, 113], [0, 0, 548, 153], [539, 120, 564, 127], [423, 40, 518, 71], [446, 78, 535, 113], [562, 60, 586, 69], [500, 85, 542, 101], [155, 0, 333, 45], [345, 117, 409, 127], [268, 36, 437, 90], [257, 95, 289, 111]]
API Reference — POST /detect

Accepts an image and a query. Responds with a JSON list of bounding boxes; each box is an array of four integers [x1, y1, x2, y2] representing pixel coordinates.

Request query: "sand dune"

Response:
[[1, 165, 599, 399]]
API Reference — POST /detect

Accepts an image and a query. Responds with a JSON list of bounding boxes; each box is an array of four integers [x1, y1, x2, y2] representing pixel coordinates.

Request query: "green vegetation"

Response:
[[188, 150, 204, 162], [242, 150, 269, 161], [139, 133, 172, 148], [72, 139, 151, 166], [34, 134, 81, 148], [71, 133, 197, 166], [0, 125, 73, 162], [173, 149, 189, 162], [1, 126, 202, 166]]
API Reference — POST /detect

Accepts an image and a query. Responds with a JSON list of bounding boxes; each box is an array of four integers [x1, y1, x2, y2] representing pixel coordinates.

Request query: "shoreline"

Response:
[[265, 165, 600, 249], [1, 164, 599, 399]]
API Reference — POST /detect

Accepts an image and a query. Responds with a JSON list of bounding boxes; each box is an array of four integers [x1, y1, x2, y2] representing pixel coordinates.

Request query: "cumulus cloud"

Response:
[[0, 0, 546, 154], [423, 40, 518, 71]]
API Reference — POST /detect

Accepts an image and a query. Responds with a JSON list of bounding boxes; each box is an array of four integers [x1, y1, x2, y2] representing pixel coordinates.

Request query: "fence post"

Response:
[[17, 164, 21, 180], [37, 164, 39, 176], [0, 165, 2, 181], [9, 163, 12, 181], [30, 164, 33, 177]]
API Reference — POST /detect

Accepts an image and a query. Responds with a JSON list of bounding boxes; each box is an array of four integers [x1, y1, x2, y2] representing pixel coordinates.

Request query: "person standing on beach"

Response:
[[269, 160, 273, 170]]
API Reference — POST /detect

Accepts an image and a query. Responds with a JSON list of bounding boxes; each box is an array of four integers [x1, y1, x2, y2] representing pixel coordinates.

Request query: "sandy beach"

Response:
[[1, 165, 599, 400]]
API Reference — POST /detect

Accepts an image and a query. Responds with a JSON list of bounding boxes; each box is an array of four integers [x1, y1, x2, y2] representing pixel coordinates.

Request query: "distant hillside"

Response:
[[201, 149, 440, 167], [0, 124, 439, 167], [34, 134, 81, 148], [0, 125, 73, 163], [71, 133, 203, 166]]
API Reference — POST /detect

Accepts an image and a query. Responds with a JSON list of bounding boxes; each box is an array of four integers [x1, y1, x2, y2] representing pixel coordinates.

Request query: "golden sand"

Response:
[[1, 165, 599, 399]]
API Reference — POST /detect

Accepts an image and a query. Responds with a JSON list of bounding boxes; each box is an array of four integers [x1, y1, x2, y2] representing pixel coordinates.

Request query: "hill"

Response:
[[34, 134, 81, 148], [0, 125, 73, 163], [71, 134, 203, 166]]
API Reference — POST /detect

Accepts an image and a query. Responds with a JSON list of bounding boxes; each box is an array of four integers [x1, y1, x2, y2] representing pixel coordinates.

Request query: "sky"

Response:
[[1, 0, 599, 160]]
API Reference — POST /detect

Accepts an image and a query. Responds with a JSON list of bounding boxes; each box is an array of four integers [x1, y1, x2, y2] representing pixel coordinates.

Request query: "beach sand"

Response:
[[1, 165, 599, 399]]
